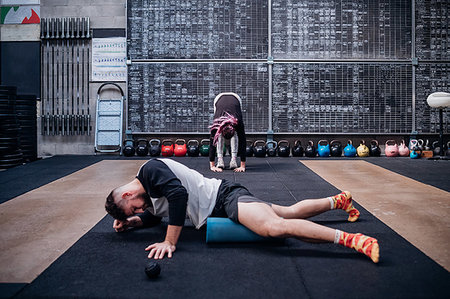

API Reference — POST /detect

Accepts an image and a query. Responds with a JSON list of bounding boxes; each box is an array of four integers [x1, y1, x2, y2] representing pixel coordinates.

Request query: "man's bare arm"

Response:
[[113, 216, 143, 232], [145, 225, 182, 259]]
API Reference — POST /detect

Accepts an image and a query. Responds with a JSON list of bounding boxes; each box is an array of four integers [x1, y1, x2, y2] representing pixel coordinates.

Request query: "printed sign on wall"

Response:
[[92, 37, 127, 82], [0, 5, 40, 24]]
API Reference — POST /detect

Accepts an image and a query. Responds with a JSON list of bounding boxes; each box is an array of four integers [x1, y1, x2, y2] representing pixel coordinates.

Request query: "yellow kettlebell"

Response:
[[357, 140, 370, 157]]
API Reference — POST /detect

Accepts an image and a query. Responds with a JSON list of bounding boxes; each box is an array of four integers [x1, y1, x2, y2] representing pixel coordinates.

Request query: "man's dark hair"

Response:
[[105, 190, 128, 221]]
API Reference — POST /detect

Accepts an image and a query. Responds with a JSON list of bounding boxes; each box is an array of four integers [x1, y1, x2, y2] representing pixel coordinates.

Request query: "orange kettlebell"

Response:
[[161, 139, 174, 157], [174, 139, 187, 157]]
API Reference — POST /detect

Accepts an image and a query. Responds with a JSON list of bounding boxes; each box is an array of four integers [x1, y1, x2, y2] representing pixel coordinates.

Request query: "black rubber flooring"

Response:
[[1, 156, 449, 299]]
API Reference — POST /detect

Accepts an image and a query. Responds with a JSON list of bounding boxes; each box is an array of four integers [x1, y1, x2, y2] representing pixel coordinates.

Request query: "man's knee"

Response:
[[260, 218, 287, 238]]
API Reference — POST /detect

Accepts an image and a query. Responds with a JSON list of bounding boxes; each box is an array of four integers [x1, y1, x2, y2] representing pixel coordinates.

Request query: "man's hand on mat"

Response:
[[210, 166, 223, 172], [113, 216, 142, 232], [145, 241, 176, 259], [234, 166, 245, 172], [113, 219, 130, 232]]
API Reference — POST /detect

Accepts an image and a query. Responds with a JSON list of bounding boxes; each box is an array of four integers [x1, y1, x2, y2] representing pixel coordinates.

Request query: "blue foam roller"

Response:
[[206, 217, 269, 243]]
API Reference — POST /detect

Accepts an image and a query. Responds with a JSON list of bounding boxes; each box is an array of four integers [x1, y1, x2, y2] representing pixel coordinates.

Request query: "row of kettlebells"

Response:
[[122, 139, 212, 157], [248, 139, 382, 158], [243, 139, 381, 158], [247, 139, 450, 158], [385, 139, 450, 158], [122, 138, 450, 158]]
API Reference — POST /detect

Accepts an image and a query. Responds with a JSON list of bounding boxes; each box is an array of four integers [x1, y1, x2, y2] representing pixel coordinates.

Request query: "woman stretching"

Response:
[[209, 92, 247, 172]]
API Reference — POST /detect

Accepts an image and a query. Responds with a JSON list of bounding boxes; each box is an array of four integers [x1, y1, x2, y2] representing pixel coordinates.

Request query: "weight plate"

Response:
[[1, 152, 23, 159]]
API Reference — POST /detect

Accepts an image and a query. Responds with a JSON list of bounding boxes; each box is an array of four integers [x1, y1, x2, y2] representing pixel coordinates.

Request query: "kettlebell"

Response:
[[199, 139, 210, 156], [409, 139, 422, 151], [161, 139, 174, 157], [136, 139, 149, 156], [291, 140, 304, 157], [344, 140, 357, 157], [246, 140, 254, 157], [424, 139, 431, 151], [343, 140, 356, 157], [122, 139, 135, 157], [398, 140, 410, 157], [187, 140, 200, 157], [266, 141, 278, 157], [369, 140, 381, 156], [317, 140, 330, 157], [417, 139, 424, 151], [253, 140, 266, 157], [174, 139, 187, 157], [277, 140, 290, 157], [385, 140, 399, 157], [410, 148, 422, 159], [149, 139, 161, 157], [305, 140, 316, 157], [446, 141, 450, 157], [432, 140, 441, 156], [330, 140, 342, 157], [409, 140, 422, 159], [356, 140, 370, 157]]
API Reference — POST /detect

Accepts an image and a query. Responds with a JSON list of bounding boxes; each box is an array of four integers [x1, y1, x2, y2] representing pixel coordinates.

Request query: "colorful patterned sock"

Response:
[[328, 191, 360, 222], [338, 231, 380, 263]]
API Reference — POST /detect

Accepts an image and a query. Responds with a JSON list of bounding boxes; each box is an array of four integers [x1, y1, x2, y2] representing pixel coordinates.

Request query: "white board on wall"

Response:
[[91, 37, 127, 82]]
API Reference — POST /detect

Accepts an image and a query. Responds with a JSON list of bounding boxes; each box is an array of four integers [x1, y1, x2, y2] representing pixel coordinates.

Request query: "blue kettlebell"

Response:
[[410, 149, 422, 159], [344, 140, 357, 157], [317, 140, 330, 157]]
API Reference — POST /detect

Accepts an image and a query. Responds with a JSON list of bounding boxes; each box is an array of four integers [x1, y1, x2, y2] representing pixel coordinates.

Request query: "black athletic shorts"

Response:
[[211, 180, 269, 223]]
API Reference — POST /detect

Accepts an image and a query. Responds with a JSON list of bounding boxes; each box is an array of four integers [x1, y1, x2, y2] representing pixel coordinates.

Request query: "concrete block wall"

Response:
[[38, 0, 127, 156]]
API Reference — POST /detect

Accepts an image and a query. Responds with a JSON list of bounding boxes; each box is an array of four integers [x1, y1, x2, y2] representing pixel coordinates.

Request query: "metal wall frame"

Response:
[[126, 0, 449, 135]]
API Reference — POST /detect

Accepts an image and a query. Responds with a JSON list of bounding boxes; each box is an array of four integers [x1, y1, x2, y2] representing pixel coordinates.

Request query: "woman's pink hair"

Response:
[[210, 113, 238, 145]]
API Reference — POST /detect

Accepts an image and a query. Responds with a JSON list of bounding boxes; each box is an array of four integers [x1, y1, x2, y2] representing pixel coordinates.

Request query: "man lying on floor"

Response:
[[105, 158, 379, 263]]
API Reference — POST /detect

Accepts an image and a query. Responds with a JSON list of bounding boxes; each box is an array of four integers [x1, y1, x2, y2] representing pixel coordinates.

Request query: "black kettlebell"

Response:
[[330, 140, 342, 157], [291, 140, 304, 157], [424, 139, 431, 151], [149, 139, 161, 157], [417, 139, 424, 151], [369, 140, 381, 157], [122, 139, 135, 157], [432, 140, 441, 156], [136, 139, 149, 156], [305, 140, 316, 157], [187, 140, 200, 157], [446, 141, 450, 157], [277, 140, 290, 157], [246, 140, 254, 157], [253, 140, 266, 157], [266, 141, 278, 157]]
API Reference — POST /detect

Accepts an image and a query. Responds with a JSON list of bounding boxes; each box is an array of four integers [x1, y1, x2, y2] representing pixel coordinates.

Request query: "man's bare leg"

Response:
[[271, 191, 360, 222], [271, 198, 331, 219], [238, 202, 379, 263]]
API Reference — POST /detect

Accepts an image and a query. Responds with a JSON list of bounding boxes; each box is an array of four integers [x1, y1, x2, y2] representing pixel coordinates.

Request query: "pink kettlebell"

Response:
[[385, 140, 399, 157], [398, 140, 410, 157]]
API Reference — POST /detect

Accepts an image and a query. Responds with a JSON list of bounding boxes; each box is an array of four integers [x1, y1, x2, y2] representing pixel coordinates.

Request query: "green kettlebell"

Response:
[[200, 139, 210, 156]]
